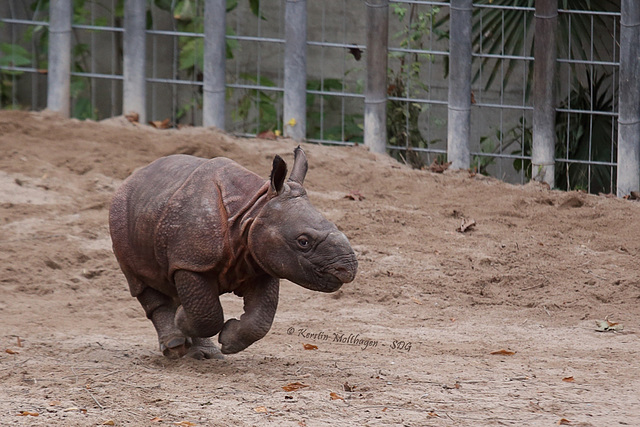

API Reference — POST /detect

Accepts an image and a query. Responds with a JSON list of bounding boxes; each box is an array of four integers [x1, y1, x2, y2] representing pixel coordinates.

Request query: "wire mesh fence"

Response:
[[0, 1, 631, 194]]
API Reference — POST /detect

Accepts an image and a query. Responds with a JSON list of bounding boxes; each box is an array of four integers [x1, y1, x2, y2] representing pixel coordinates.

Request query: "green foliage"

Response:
[[0, 42, 32, 107], [436, 0, 619, 95], [231, 73, 280, 134], [471, 134, 497, 176], [512, 72, 616, 193], [306, 78, 363, 142], [387, 3, 441, 168]]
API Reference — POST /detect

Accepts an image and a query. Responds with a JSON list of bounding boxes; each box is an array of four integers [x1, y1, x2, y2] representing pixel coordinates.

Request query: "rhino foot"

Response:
[[160, 335, 191, 359], [185, 337, 224, 360]]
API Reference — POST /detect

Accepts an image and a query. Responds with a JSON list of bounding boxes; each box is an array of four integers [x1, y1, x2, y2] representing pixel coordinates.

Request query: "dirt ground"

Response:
[[0, 110, 639, 426]]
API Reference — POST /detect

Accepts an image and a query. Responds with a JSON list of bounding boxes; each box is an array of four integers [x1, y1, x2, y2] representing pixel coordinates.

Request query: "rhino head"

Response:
[[248, 146, 358, 292]]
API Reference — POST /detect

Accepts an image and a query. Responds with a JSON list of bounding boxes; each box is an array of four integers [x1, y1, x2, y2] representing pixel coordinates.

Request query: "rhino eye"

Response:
[[297, 236, 310, 249]]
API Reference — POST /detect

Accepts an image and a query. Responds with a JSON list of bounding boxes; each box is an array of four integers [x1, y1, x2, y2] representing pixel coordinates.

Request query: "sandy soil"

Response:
[[0, 110, 639, 426]]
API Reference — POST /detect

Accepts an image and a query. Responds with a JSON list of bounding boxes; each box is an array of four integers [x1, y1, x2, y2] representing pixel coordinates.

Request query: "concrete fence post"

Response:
[[203, 0, 226, 129], [364, 0, 388, 154], [47, 0, 71, 118], [123, 0, 147, 123], [447, 0, 472, 169], [616, 0, 640, 197], [532, 0, 557, 187], [284, 0, 307, 141]]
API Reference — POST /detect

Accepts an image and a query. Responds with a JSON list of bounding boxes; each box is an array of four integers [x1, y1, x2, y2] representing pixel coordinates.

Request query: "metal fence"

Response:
[[1, 0, 638, 196]]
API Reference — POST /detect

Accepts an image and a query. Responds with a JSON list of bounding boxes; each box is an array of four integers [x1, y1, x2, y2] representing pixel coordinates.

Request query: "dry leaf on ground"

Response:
[[303, 343, 318, 350], [257, 130, 277, 140], [16, 411, 39, 416], [149, 118, 171, 129], [329, 392, 344, 401], [254, 406, 268, 413], [457, 218, 476, 233], [124, 112, 139, 123], [282, 382, 309, 392], [429, 160, 451, 173], [595, 319, 624, 332], [562, 376, 574, 382], [343, 382, 356, 392], [345, 190, 365, 201], [490, 349, 516, 356]]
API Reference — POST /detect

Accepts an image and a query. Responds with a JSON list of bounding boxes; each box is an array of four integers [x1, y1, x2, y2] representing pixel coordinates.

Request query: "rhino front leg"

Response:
[[173, 270, 225, 358], [218, 278, 279, 354]]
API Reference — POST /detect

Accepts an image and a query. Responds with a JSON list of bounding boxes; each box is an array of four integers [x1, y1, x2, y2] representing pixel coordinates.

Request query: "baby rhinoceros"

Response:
[[109, 146, 357, 359]]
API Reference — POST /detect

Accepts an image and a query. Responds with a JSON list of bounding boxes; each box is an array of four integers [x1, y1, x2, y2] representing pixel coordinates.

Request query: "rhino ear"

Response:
[[269, 154, 287, 195], [289, 145, 308, 185]]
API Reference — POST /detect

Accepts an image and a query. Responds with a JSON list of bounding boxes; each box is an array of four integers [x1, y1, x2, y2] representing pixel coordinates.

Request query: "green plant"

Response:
[[150, 0, 253, 125], [0, 42, 32, 108], [387, 3, 441, 168], [232, 73, 280, 134], [306, 78, 363, 142], [471, 134, 497, 175], [436, 0, 619, 95], [512, 71, 616, 193]]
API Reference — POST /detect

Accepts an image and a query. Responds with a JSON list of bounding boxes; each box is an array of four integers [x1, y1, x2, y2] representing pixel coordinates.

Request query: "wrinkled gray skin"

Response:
[[109, 147, 357, 359]]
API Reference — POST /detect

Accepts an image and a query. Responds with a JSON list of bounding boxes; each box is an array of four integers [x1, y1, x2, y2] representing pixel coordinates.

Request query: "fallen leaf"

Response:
[[6, 349, 19, 354], [490, 349, 516, 356], [49, 401, 62, 406], [282, 382, 309, 392], [257, 130, 277, 140], [595, 319, 624, 332], [428, 412, 439, 417], [344, 190, 365, 201], [303, 343, 318, 350], [17, 336, 23, 347], [442, 381, 461, 390], [274, 129, 282, 136], [329, 392, 344, 401], [150, 417, 163, 422], [381, 407, 387, 412], [16, 411, 39, 417], [287, 117, 297, 127], [343, 382, 356, 392], [254, 406, 268, 413], [173, 422, 196, 426], [558, 418, 572, 425], [411, 297, 423, 305], [149, 118, 171, 129], [429, 160, 451, 173], [562, 376, 574, 382], [125, 112, 139, 123], [102, 421, 115, 426], [457, 218, 476, 233]]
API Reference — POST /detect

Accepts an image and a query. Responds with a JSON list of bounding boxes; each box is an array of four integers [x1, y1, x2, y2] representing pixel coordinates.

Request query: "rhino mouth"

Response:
[[313, 255, 358, 292]]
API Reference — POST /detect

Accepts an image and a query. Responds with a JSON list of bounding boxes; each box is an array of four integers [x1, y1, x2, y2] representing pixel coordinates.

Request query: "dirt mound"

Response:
[[1, 110, 638, 426]]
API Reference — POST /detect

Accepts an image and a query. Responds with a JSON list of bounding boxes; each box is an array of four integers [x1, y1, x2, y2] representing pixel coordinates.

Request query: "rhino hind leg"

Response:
[[135, 286, 186, 358], [135, 285, 223, 359]]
